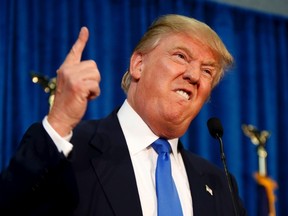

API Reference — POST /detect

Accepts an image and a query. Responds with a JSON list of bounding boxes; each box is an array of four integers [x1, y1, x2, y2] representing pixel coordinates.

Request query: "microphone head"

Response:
[[207, 117, 224, 138]]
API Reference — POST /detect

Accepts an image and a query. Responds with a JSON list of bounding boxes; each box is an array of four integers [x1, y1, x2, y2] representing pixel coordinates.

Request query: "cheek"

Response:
[[200, 85, 212, 102], [195, 80, 212, 101], [139, 68, 165, 93]]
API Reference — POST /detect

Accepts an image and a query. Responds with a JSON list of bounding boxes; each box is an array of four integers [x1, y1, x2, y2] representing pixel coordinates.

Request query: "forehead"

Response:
[[157, 33, 219, 60]]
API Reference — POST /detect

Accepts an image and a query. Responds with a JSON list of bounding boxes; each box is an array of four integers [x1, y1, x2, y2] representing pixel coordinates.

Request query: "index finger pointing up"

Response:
[[62, 27, 89, 66]]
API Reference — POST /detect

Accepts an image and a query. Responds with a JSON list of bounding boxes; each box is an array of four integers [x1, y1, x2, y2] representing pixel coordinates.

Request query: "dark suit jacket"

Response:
[[0, 109, 247, 216]]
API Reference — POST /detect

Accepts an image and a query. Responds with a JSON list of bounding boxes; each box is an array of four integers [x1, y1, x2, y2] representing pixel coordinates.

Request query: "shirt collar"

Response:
[[117, 100, 179, 156]]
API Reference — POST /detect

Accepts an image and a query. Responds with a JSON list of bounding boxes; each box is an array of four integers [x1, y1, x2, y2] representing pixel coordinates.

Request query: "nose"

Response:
[[183, 66, 201, 85]]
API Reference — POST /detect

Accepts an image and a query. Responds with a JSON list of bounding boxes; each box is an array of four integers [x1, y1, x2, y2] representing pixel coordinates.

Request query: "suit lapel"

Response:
[[89, 112, 143, 216], [180, 145, 219, 216]]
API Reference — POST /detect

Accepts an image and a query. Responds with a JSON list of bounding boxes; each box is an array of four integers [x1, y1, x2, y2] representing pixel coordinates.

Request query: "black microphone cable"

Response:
[[207, 117, 239, 216]]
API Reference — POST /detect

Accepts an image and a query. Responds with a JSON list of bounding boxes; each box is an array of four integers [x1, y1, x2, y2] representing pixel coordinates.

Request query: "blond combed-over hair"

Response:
[[121, 14, 233, 93]]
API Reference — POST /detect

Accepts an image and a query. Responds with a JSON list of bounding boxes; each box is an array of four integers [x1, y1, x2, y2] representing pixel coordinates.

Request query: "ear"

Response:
[[129, 52, 143, 80]]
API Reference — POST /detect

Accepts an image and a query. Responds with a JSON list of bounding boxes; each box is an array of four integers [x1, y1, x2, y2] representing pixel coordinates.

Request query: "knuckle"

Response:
[[87, 59, 97, 68], [56, 68, 62, 75], [97, 73, 101, 81]]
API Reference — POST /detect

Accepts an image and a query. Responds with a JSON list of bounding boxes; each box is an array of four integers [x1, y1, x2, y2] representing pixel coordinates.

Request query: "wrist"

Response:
[[47, 113, 74, 137]]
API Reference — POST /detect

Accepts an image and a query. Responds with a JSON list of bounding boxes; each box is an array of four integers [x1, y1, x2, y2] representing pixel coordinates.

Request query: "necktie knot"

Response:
[[152, 138, 171, 155]]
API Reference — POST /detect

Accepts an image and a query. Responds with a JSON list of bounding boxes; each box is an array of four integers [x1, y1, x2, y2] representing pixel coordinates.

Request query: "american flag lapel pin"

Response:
[[205, 184, 213, 196]]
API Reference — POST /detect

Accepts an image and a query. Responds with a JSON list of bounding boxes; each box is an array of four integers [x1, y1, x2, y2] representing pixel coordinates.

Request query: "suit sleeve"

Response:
[[0, 123, 78, 215]]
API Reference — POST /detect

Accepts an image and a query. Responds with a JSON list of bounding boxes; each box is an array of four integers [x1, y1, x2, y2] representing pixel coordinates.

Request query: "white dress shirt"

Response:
[[42, 100, 193, 216]]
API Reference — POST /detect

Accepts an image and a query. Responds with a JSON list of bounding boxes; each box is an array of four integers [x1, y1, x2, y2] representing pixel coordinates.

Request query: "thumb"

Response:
[[62, 27, 89, 66]]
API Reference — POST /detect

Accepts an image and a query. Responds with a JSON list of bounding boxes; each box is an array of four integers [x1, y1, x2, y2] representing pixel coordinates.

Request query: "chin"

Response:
[[159, 124, 188, 139]]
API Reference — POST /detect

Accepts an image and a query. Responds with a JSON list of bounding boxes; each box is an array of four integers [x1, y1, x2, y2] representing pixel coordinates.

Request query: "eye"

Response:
[[174, 52, 189, 63], [170, 49, 190, 64], [202, 67, 215, 79], [176, 53, 186, 59], [203, 69, 212, 75]]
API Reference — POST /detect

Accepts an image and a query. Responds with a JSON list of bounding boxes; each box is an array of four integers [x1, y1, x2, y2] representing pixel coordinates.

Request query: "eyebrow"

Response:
[[173, 46, 219, 68], [202, 61, 218, 67], [173, 46, 193, 58]]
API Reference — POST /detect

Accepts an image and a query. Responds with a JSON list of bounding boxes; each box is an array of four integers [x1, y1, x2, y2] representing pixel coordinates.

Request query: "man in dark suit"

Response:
[[0, 14, 247, 215]]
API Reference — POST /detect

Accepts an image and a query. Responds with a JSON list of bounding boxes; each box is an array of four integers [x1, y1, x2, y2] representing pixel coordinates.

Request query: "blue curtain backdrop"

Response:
[[0, 0, 287, 215]]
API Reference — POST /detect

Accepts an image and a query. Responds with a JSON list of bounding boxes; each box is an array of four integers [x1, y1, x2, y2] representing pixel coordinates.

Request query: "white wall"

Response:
[[208, 0, 288, 17]]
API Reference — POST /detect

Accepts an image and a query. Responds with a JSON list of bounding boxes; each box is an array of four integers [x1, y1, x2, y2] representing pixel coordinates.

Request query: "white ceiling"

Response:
[[208, 0, 288, 18]]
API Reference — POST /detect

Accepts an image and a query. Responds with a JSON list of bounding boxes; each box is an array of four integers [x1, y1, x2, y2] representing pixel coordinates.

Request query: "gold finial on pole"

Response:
[[242, 124, 270, 176], [31, 72, 56, 109]]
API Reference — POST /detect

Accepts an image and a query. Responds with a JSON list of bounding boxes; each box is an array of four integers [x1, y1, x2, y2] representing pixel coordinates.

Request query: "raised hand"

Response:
[[47, 27, 101, 136]]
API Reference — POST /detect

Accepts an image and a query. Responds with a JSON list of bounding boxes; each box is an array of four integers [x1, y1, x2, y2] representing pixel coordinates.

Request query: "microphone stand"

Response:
[[215, 133, 239, 216]]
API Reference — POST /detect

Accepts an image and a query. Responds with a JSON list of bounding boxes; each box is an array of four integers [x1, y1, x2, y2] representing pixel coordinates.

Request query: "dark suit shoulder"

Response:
[[72, 109, 119, 141]]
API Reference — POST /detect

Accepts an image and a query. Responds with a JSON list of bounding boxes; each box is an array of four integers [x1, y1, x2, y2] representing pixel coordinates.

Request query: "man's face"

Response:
[[128, 32, 220, 138]]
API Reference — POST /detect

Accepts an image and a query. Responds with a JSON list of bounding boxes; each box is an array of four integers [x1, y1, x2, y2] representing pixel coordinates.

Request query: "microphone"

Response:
[[207, 117, 223, 139], [207, 117, 239, 216]]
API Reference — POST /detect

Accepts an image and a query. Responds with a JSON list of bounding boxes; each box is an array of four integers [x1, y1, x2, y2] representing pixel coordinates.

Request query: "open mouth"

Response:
[[176, 89, 190, 100]]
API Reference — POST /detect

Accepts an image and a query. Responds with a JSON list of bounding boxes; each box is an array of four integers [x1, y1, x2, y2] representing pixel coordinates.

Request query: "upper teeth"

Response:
[[176, 90, 189, 100]]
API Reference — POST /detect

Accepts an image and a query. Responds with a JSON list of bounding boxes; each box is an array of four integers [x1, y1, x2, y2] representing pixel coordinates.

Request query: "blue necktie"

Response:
[[152, 138, 183, 216]]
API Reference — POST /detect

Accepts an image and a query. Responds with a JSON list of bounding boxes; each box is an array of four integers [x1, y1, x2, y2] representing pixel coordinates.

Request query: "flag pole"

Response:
[[242, 124, 277, 216]]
